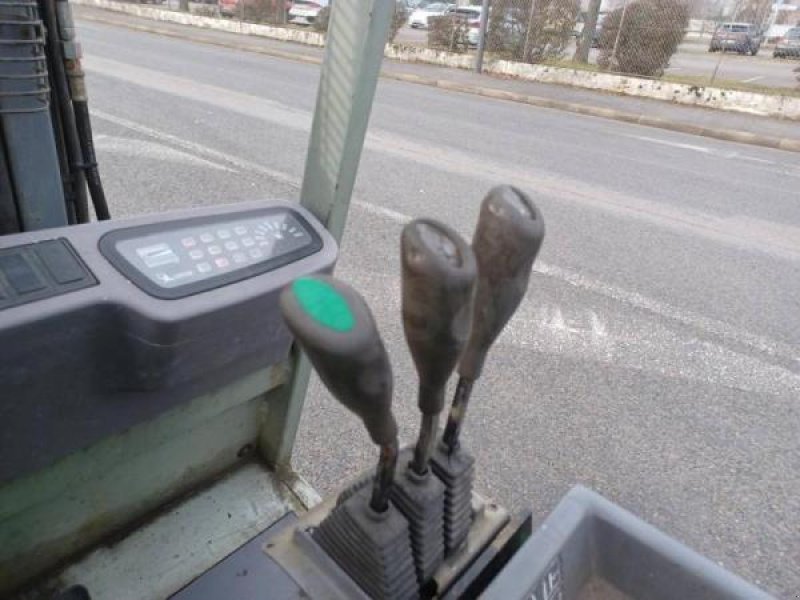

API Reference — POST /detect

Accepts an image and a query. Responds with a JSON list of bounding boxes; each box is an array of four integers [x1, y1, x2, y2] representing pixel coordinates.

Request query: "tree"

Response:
[[574, 0, 602, 63], [735, 0, 772, 26], [428, 14, 471, 52], [487, 0, 580, 63], [242, 0, 286, 24], [597, 0, 690, 77]]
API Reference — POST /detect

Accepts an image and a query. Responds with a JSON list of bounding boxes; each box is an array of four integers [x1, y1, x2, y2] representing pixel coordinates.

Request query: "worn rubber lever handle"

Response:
[[280, 275, 398, 447], [459, 185, 545, 381], [402, 219, 477, 416]]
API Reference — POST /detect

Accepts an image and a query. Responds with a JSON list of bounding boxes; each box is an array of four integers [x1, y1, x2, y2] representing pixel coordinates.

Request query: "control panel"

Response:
[[99, 208, 321, 299], [0, 201, 337, 485]]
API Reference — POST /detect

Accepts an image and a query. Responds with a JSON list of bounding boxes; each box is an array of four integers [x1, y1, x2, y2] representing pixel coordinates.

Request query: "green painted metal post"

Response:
[[260, 0, 394, 471]]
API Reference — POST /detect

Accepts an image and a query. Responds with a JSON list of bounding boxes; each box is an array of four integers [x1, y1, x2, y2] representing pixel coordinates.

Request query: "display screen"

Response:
[[99, 208, 322, 299]]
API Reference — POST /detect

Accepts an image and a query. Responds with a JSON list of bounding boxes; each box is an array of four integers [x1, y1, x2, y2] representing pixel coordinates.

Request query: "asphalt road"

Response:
[[76, 18, 800, 598], [396, 25, 800, 88]]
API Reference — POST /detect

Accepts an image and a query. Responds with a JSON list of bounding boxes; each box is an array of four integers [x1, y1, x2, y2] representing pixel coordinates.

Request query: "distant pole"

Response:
[[711, 0, 742, 84], [610, 0, 629, 68], [523, 0, 536, 62], [475, 0, 491, 73]]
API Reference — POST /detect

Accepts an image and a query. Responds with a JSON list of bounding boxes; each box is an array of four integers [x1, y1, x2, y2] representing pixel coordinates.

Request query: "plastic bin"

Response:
[[481, 486, 773, 600]]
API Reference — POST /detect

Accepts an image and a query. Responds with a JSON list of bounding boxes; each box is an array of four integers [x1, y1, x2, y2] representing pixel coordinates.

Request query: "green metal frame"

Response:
[[260, 0, 395, 470], [0, 365, 286, 593]]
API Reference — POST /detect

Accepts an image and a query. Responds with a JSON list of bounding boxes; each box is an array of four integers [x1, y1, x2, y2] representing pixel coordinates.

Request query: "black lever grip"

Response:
[[458, 185, 545, 381], [402, 219, 477, 416], [280, 276, 397, 447]]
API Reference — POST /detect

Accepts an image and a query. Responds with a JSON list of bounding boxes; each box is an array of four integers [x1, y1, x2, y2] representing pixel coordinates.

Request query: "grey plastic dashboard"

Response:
[[0, 200, 337, 484]]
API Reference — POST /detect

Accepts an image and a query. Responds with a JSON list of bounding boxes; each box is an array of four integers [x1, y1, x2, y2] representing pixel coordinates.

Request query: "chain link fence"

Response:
[[484, 0, 736, 78], [399, 0, 799, 91]]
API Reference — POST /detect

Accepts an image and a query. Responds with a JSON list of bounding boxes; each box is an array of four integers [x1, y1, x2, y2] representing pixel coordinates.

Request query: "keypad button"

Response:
[[181, 237, 196, 248], [242, 237, 255, 247], [248, 248, 263, 259], [217, 230, 231, 239], [214, 257, 230, 268], [189, 249, 204, 260], [208, 245, 222, 256], [199, 233, 214, 243], [234, 226, 247, 236], [233, 252, 247, 264], [224, 241, 239, 251], [197, 262, 212, 273]]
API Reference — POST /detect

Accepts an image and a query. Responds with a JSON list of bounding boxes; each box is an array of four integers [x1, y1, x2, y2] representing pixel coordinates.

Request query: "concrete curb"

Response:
[[76, 12, 800, 154], [389, 73, 800, 153], [482, 57, 800, 121]]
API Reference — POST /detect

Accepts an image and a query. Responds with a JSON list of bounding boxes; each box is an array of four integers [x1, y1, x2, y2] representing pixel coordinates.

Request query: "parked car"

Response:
[[448, 5, 483, 47], [708, 22, 762, 55], [288, 0, 329, 25], [773, 27, 800, 58], [409, 2, 451, 28], [219, 0, 242, 17]]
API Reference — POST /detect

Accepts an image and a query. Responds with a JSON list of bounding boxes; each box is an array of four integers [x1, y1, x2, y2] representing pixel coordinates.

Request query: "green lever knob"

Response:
[[280, 276, 398, 447]]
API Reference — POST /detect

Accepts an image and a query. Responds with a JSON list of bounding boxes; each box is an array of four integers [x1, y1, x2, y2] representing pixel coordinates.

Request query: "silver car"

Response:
[[774, 27, 800, 58], [409, 2, 451, 28], [288, 0, 329, 26]]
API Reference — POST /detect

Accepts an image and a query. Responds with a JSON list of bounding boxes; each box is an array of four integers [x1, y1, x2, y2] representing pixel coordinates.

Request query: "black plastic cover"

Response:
[[0, 239, 95, 308]]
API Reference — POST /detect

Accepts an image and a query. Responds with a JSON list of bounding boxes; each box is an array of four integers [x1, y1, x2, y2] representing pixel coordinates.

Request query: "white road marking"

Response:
[[737, 155, 772, 164], [741, 76, 765, 83], [352, 201, 411, 225], [533, 262, 799, 368], [625, 134, 711, 154], [590, 311, 607, 338], [94, 134, 234, 171], [623, 133, 799, 173], [91, 109, 300, 187]]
